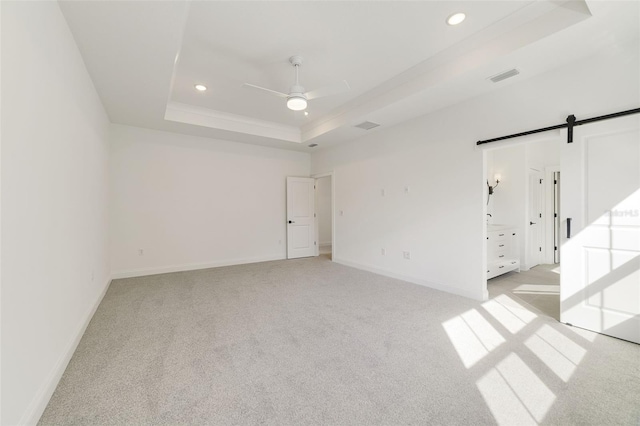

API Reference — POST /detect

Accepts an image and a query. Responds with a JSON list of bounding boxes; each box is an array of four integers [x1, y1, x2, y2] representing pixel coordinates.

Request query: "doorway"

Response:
[[484, 140, 561, 320], [314, 174, 333, 259]]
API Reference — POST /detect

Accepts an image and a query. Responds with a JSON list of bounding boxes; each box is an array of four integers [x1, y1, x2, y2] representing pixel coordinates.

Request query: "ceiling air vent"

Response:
[[354, 121, 380, 130], [489, 68, 520, 83]]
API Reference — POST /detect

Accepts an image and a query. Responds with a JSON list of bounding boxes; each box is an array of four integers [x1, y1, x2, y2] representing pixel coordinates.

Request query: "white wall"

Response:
[[315, 176, 332, 247], [313, 115, 487, 300], [110, 125, 310, 277], [1, 2, 111, 424], [527, 138, 560, 170], [312, 39, 639, 301]]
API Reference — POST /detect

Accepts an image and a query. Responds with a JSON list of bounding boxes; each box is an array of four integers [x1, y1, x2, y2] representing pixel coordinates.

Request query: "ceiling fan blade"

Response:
[[305, 80, 350, 100], [242, 83, 288, 98]]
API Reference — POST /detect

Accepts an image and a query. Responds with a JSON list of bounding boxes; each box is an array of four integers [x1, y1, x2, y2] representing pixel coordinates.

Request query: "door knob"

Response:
[[288, 220, 295, 224], [530, 221, 536, 225]]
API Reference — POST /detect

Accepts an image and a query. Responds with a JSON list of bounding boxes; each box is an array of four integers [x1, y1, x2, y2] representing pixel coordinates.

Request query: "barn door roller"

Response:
[[476, 108, 640, 145]]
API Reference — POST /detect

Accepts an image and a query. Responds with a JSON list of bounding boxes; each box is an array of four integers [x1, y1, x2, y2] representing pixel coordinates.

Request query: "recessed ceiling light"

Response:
[[447, 12, 466, 26], [194, 84, 207, 92]]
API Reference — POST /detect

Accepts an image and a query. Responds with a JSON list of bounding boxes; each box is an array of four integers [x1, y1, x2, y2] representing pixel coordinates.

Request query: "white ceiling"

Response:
[[59, 1, 639, 152], [171, 1, 531, 126]]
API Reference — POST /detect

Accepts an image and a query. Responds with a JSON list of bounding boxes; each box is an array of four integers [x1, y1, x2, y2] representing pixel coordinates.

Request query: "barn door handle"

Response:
[[288, 220, 295, 224], [567, 218, 572, 239], [529, 221, 536, 225]]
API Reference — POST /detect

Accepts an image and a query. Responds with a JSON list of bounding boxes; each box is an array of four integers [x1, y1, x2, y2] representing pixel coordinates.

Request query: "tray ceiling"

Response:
[[58, 1, 639, 151]]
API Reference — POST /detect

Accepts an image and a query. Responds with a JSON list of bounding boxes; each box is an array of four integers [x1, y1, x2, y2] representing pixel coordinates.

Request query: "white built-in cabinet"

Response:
[[487, 226, 520, 279]]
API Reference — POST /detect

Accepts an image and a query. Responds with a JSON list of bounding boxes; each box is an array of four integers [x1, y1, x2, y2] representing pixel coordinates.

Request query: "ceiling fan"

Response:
[[242, 55, 350, 111]]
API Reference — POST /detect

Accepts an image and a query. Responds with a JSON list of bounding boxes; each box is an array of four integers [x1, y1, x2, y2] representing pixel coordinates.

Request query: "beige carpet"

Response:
[[40, 256, 639, 425]]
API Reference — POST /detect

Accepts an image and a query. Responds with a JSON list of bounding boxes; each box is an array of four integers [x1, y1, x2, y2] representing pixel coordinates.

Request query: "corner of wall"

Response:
[[18, 277, 112, 426]]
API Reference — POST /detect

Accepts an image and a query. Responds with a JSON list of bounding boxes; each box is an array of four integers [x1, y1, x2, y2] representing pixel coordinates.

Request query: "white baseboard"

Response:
[[333, 257, 482, 300], [20, 276, 112, 426], [111, 254, 285, 280], [319, 243, 332, 254]]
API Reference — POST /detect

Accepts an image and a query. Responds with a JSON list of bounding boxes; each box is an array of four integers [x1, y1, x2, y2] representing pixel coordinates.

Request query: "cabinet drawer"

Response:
[[495, 251, 508, 261], [495, 263, 508, 273], [494, 231, 508, 241], [498, 259, 520, 270], [505, 259, 520, 268], [487, 227, 519, 279], [492, 241, 509, 252], [488, 231, 509, 242]]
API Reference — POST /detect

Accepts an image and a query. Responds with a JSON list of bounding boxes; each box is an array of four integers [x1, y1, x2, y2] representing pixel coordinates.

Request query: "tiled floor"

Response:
[[488, 264, 560, 321]]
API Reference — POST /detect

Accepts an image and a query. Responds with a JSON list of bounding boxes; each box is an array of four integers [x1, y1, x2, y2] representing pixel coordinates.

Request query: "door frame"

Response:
[[527, 169, 544, 269], [480, 134, 561, 300], [544, 165, 560, 264], [311, 171, 335, 258]]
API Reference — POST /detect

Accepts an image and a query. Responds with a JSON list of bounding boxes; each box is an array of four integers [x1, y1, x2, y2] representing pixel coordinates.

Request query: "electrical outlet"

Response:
[[381, 248, 386, 255], [403, 251, 411, 260], [404, 185, 410, 194], [138, 249, 144, 256], [381, 189, 386, 196], [278, 240, 282, 245], [339, 210, 344, 216], [91, 271, 95, 282]]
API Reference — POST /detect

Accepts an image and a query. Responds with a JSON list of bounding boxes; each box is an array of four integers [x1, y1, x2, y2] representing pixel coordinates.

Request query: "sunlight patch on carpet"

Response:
[[442, 309, 505, 368], [477, 353, 556, 424]]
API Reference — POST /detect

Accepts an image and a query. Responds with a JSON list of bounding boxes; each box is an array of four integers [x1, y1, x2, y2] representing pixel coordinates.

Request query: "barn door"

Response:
[[560, 114, 640, 343]]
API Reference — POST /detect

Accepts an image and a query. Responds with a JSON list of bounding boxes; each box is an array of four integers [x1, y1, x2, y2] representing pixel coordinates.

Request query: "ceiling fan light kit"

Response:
[[243, 55, 350, 111], [287, 96, 307, 111]]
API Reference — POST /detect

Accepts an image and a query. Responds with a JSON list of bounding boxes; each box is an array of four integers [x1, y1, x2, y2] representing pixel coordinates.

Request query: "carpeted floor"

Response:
[[40, 256, 639, 425]]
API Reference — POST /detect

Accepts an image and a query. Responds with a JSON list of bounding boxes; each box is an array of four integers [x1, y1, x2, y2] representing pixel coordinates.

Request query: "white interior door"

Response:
[[286, 177, 316, 259], [561, 114, 640, 344], [554, 172, 561, 264], [528, 171, 543, 268]]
